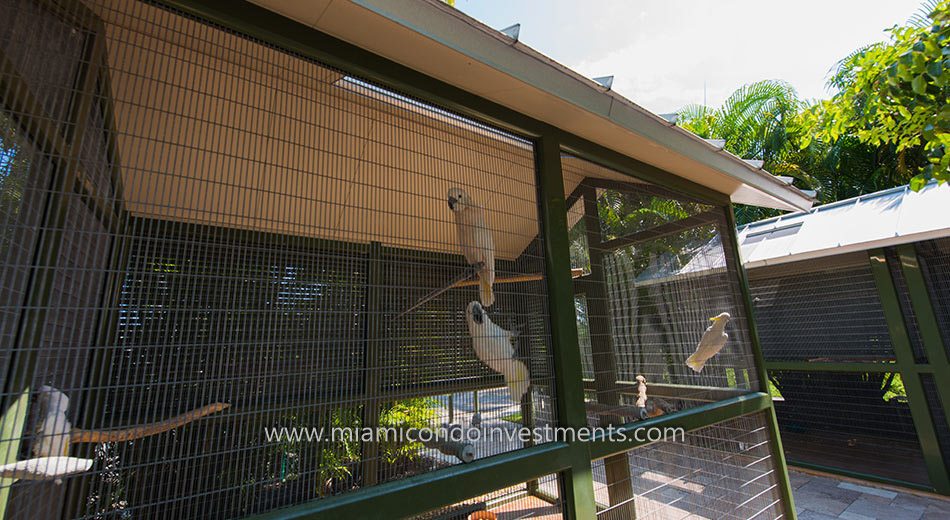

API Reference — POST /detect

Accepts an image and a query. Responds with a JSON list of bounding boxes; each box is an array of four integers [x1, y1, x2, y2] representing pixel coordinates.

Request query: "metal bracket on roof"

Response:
[[743, 159, 764, 169], [704, 138, 726, 149], [801, 190, 817, 198], [499, 23, 520, 41], [592, 75, 614, 90], [773, 175, 794, 185]]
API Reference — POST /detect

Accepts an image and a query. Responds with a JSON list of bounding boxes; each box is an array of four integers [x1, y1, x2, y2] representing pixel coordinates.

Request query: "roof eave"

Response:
[[250, 0, 814, 211]]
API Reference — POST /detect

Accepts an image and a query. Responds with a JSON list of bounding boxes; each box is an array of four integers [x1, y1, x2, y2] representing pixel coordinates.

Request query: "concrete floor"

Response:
[[790, 469, 950, 520]]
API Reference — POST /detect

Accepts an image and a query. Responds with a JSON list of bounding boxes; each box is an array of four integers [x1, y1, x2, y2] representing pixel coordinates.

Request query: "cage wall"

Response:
[[414, 473, 561, 520], [560, 155, 786, 517], [750, 244, 950, 492], [0, 0, 799, 518], [592, 413, 783, 519], [0, 0, 564, 517]]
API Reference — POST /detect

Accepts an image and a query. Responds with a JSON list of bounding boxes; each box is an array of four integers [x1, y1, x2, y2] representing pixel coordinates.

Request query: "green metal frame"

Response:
[[758, 245, 950, 496], [868, 249, 950, 494], [723, 206, 798, 519], [0, 0, 799, 518]]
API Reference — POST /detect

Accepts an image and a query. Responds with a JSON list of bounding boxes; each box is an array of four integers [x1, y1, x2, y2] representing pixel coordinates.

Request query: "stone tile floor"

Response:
[[791, 469, 950, 520]]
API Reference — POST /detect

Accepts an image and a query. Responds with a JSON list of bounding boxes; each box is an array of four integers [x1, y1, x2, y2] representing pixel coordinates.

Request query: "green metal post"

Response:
[[577, 185, 635, 517], [536, 135, 597, 519], [360, 241, 384, 487], [869, 250, 950, 494], [897, 244, 950, 411], [723, 206, 797, 519]]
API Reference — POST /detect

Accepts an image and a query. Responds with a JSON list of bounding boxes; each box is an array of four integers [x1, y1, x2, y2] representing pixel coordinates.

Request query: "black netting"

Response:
[[750, 259, 895, 361], [770, 369, 928, 486]]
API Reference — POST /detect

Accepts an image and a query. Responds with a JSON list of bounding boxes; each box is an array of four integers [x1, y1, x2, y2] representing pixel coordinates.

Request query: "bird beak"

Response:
[[447, 196, 457, 210], [471, 304, 484, 324], [708, 316, 720, 322]]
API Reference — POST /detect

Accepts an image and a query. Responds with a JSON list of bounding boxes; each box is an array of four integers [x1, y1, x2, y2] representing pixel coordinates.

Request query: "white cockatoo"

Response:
[[448, 188, 495, 307], [685, 312, 731, 373], [34, 385, 72, 457], [465, 301, 530, 403]]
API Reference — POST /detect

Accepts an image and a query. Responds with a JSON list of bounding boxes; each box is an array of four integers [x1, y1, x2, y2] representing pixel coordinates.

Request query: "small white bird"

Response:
[[465, 301, 530, 403], [685, 312, 731, 373], [448, 188, 495, 307], [34, 385, 72, 457]]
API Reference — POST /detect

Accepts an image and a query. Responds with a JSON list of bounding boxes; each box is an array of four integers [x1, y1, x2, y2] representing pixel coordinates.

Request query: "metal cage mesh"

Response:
[[0, 0, 559, 517], [563, 156, 760, 425], [769, 369, 928, 486], [916, 238, 950, 361], [592, 413, 783, 520], [749, 256, 896, 362], [414, 474, 561, 520]]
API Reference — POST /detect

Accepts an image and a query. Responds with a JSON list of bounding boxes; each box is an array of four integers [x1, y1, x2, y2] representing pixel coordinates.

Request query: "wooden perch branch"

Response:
[[399, 267, 586, 316], [451, 268, 586, 288], [70, 403, 229, 444]]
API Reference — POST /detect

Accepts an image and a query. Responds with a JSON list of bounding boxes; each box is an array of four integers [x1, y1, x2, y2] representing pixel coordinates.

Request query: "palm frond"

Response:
[[908, 0, 940, 28]]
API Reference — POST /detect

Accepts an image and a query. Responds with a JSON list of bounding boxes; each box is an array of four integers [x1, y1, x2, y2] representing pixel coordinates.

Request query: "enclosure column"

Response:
[[360, 242, 384, 487], [723, 206, 797, 519], [536, 135, 597, 520], [869, 250, 950, 494], [576, 185, 636, 517], [896, 244, 950, 428]]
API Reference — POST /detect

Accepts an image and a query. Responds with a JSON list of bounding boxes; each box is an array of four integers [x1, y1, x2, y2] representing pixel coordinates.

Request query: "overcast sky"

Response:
[[455, 0, 925, 114]]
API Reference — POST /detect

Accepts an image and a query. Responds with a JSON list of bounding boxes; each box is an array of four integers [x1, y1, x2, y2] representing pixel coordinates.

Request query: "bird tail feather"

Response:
[[479, 277, 494, 307], [505, 360, 530, 403], [685, 353, 705, 373]]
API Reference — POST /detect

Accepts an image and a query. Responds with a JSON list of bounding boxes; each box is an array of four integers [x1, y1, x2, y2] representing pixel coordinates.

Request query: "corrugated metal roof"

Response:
[[737, 182, 950, 268]]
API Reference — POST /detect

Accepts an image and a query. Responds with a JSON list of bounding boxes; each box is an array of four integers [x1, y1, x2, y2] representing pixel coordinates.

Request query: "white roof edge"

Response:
[[739, 181, 950, 267], [738, 184, 913, 232], [320, 0, 816, 212], [743, 228, 950, 269]]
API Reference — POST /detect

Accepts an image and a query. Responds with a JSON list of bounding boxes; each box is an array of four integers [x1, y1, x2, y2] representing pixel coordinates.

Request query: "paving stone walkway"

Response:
[[791, 470, 950, 520]]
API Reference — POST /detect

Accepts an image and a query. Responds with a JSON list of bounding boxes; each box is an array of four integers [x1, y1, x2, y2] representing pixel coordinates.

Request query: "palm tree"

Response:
[[677, 80, 811, 223]]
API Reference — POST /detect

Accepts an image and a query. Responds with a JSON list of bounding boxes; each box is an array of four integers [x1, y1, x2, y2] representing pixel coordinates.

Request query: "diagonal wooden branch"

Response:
[[70, 403, 229, 444], [399, 267, 586, 317], [397, 263, 483, 318]]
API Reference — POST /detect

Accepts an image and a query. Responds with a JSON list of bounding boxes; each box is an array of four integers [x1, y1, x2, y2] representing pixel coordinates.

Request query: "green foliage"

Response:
[[676, 1, 947, 225], [378, 397, 437, 463], [319, 397, 437, 488], [800, 0, 949, 188]]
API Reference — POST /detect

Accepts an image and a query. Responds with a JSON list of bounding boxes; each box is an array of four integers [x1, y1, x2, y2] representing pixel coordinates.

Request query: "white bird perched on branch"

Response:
[[685, 312, 731, 373], [34, 385, 72, 457], [448, 188, 495, 307], [465, 301, 530, 403]]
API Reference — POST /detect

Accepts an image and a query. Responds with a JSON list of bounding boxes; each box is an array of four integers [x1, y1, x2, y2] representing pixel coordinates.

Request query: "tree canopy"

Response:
[[677, 0, 948, 224]]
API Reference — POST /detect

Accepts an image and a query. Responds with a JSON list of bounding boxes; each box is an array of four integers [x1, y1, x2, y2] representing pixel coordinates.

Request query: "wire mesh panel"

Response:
[[591, 413, 784, 520], [885, 248, 927, 363], [769, 369, 928, 486], [414, 474, 561, 519], [0, 0, 557, 517], [916, 238, 950, 360], [921, 374, 950, 480], [749, 255, 896, 362], [562, 155, 759, 425]]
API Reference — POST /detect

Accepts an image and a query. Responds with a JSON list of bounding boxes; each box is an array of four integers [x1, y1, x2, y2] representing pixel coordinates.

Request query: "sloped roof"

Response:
[[242, 0, 814, 211], [737, 182, 950, 268]]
